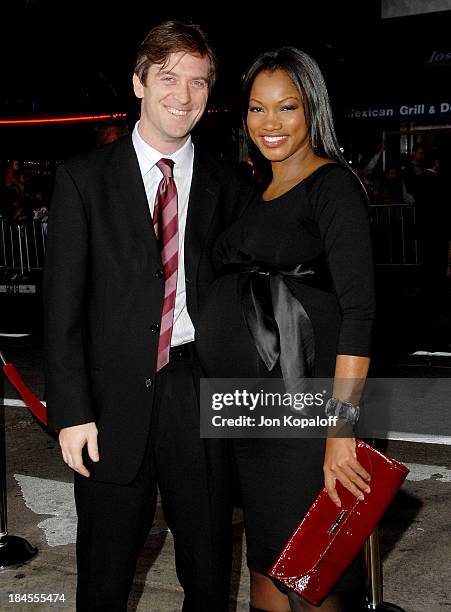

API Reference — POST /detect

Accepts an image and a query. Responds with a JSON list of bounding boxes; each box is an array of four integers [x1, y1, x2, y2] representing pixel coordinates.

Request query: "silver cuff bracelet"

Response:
[[325, 397, 360, 424]]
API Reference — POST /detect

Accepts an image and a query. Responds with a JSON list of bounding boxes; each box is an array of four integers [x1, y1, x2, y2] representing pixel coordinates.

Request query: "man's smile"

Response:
[[166, 106, 189, 117]]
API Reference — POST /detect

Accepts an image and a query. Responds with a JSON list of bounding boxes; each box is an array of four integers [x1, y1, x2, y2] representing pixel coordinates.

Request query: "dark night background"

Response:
[[1, 1, 451, 359], [1, 1, 451, 160]]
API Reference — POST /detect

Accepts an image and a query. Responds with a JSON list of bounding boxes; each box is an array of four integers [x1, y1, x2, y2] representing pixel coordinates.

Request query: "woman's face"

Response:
[[246, 69, 311, 164]]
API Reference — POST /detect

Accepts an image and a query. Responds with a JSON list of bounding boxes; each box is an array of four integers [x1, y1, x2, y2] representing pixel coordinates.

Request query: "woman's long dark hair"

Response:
[[242, 47, 348, 185]]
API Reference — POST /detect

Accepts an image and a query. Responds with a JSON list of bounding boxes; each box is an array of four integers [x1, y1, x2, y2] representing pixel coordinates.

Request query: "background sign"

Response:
[[346, 101, 451, 120]]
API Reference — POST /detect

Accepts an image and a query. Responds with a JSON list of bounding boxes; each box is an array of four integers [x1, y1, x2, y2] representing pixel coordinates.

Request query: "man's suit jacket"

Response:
[[43, 134, 253, 484]]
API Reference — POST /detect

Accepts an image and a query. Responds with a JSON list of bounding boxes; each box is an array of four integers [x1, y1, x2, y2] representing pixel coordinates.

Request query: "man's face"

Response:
[[387, 168, 397, 180], [413, 147, 424, 163], [133, 51, 210, 153]]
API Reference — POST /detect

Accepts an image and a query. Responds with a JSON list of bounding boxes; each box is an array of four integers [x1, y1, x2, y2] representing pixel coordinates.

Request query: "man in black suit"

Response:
[[415, 153, 450, 305], [43, 21, 251, 611]]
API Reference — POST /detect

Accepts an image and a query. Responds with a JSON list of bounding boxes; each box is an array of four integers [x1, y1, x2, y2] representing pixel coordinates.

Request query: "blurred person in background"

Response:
[[379, 165, 403, 204], [5, 159, 25, 195], [95, 123, 130, 147], [353, 144, 383, 203], [415, 152, 450, 304], [402, 143, 425, 203]]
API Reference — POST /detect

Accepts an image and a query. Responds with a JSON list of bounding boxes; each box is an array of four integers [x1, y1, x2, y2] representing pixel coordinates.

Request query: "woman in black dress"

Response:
[[196, 48, 376, 611]]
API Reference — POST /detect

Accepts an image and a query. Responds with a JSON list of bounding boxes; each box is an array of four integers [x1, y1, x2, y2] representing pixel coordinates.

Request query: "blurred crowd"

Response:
[[0, 160, 50, 232], [355, 143, 451, 286], [1, 142, 449, 283], [354, 143, 449, 207]]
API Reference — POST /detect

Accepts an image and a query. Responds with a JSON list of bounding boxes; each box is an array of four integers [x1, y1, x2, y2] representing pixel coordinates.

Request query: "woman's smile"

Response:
[[260, 135, 289, 148]]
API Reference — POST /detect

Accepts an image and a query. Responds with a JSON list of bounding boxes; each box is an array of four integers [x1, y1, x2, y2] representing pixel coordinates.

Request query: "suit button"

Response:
[[155, 269, 164, 279], [144, 378, 152, 388], [151, 322, 160, 333]]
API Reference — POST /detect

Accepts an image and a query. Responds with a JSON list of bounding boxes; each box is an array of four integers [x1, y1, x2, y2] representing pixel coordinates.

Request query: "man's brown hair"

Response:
[[134, 20, 217, 90]]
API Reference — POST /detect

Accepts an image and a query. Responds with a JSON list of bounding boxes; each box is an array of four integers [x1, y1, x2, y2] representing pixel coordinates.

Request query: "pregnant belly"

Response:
[[196, 274, 266, 378]]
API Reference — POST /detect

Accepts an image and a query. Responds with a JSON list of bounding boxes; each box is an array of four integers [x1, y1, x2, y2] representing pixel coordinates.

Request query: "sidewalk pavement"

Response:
[[1, 333, 451, 611]]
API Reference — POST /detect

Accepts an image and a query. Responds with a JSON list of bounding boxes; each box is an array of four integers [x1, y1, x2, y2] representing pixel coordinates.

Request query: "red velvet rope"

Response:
[[3, 363, 48, 426]]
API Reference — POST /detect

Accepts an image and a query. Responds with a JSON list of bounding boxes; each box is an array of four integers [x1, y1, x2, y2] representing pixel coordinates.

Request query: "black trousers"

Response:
[[74, 349, 233, 611]]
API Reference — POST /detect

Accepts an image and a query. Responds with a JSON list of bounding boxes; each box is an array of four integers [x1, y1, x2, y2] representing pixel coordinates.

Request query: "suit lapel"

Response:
[[107, 138, 220, 316], [110, 135, 161, 264], [184, 148, 221, 323], [185, 148, 220, 287]]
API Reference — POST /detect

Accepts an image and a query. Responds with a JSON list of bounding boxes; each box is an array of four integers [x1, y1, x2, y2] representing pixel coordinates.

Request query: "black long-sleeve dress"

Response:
[[196, 162, 376, 590]]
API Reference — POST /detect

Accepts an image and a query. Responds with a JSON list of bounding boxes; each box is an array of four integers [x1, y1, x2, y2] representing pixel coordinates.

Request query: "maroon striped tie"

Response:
[[153, 158, 178, 371]]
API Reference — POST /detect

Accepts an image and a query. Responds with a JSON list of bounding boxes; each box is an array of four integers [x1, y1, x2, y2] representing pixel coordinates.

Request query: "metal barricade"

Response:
[[0, 219, 47, 274], [0, 206, 421, 272], [369, 203, 418, 266]]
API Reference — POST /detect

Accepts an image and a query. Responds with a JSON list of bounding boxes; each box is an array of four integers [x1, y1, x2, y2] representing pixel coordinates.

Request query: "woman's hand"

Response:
[[323, 437, 371, 507]]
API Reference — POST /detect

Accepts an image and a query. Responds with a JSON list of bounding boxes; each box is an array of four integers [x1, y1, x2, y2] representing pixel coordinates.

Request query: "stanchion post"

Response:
[[0, 345, 37, 569], [364, 528, 382, 608], [363, 440, 406, 611], [1, 352, 8, 539]]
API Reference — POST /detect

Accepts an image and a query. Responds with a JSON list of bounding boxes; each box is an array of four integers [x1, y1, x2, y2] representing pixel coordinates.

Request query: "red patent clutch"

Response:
[[268, 440, 409, 605]]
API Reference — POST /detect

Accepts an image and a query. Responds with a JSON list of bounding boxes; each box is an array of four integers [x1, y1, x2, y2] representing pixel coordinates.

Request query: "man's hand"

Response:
[[59, 422, 99, 477], [323, 437, 371, 507]]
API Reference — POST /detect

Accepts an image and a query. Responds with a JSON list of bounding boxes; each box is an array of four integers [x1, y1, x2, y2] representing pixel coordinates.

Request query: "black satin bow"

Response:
[[222, 256, 333, 391]]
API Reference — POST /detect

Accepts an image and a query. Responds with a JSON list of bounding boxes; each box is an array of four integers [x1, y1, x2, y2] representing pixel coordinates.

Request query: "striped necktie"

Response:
[[153, 158, 178, 371]]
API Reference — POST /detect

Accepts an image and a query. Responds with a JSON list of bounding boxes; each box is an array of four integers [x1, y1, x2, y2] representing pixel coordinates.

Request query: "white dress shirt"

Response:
[[132, 121, 195, 346]]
